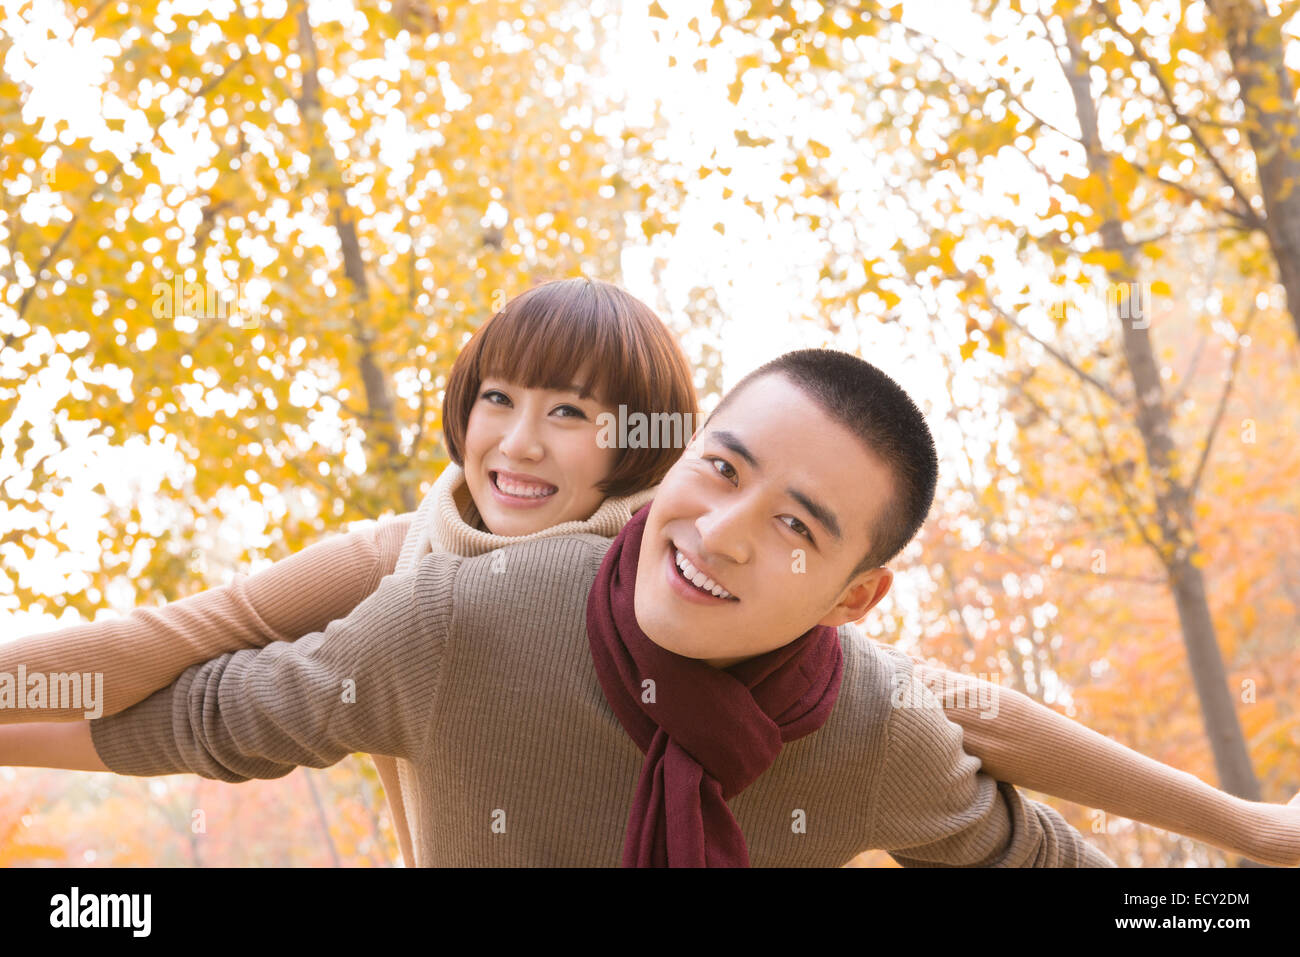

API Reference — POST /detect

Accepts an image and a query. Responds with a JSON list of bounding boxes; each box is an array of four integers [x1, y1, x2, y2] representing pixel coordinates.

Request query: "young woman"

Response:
[[2, 277, 1296, 866]]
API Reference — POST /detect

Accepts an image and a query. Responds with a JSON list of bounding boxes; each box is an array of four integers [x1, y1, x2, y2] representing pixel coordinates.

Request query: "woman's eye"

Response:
[[553, 404, 587, 419], [481, 390, 510, 406], [707, 457, 737, 482], [783, 516, 814, 542]]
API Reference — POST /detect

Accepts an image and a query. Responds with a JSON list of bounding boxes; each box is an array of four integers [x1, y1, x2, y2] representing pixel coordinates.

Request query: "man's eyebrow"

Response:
[[711, 430, 760, 470], [786, 487, 842, 542], [710, 429, 842, 541]]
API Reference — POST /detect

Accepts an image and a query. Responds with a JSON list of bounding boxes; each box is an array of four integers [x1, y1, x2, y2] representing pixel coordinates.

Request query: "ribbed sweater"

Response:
[[87, 530, 1114, 867], [376, 464, 654, 865], [7, 466, 1293, 865]]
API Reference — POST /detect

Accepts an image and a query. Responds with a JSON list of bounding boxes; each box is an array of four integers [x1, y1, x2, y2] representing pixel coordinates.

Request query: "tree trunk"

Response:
[[295, 5, 416, 513], [303, 769, 343, 867], [1208, 0, 1300, 343], [1059, 19, 1262, 802]]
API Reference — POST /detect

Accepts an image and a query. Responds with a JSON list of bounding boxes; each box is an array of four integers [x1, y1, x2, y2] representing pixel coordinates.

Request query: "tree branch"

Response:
[[11, 1, 305, 325], [1095, 0, 1263, 230], [985, 297, 1121, 404], [1077, 374, 1164, 555], [1188, 313, 1256, 502], [1170, 329, 1211, 405]]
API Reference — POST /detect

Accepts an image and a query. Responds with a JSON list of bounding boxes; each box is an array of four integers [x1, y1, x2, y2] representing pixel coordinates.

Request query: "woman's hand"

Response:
[[1241, 789, 1300, 867], [0, 722, 109, 771]]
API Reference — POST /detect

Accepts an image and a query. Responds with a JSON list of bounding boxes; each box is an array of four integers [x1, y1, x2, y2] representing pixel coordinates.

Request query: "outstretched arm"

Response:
[[0, 515, 410, 723], [912, 660, 1300, 867], [0, 721, 107, 771], [83, 547, 458, 782], [870, 650, 1113, 866]]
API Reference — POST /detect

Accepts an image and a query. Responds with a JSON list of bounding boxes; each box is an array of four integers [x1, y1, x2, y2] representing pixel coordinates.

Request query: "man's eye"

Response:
[[706, 457, 737, 482], [783, 516, 814, 542]]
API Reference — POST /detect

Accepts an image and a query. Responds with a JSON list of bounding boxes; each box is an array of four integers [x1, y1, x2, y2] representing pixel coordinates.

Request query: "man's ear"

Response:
[[818, 566, 893, 628]]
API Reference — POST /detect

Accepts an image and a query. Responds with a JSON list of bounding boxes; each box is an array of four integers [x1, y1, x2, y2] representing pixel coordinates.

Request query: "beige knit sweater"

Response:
[[4, 466, 1295, 865], [3, 464, 654, 865], [86, 530, 1115, 866], [372, 463, 655, 865]]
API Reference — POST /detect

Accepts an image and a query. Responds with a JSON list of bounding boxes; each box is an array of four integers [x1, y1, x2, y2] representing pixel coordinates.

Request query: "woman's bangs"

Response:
[[473, 304, 625, 406]]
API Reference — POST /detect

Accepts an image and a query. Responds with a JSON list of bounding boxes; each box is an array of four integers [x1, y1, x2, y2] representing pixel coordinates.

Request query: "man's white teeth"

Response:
[[495, 474, 555, 498], [674, 548, 734, 600]]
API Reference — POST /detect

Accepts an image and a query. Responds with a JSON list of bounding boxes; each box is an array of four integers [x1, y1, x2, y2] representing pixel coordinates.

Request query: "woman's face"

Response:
[[462, 377, 621, 537]]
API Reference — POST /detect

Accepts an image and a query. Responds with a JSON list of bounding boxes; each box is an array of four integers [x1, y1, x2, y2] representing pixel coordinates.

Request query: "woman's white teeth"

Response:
[[495, 474, 555, 498], [674, 548, 733, 599]]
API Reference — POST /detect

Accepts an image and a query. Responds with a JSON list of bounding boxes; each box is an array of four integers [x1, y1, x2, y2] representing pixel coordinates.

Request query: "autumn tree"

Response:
[[703, 0, 1300, 338], [681, 0, 1300, 804], [0, 0, 665, 619]]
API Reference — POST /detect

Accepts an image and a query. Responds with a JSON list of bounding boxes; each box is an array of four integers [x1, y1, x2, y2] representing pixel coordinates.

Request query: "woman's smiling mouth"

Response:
[[489, 470, 559, 506]]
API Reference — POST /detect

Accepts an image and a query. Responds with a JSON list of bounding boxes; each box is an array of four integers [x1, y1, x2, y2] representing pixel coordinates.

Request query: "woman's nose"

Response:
[[498, 414, 544, 461]]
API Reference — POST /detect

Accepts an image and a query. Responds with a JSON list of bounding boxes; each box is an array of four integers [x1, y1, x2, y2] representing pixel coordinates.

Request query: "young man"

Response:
[[30, 350, 1114, 866]]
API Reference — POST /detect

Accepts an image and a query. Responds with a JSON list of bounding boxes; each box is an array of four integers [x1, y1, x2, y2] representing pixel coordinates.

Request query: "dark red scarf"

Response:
[[586, 504, 844, 867]]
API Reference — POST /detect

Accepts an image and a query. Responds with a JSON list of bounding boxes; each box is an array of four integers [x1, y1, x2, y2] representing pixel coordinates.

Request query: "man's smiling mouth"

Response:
[[670, 542, 738, 601]]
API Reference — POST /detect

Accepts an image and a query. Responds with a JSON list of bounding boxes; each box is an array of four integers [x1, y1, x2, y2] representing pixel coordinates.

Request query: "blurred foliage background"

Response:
[[1, 0, 1297, 866]]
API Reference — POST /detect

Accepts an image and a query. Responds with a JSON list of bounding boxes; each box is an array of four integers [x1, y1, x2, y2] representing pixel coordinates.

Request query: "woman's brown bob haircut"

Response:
[[442, 277, 699, 498]]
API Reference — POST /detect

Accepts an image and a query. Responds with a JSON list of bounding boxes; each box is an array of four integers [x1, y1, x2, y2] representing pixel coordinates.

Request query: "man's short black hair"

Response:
[[705, 349, 938, 577]]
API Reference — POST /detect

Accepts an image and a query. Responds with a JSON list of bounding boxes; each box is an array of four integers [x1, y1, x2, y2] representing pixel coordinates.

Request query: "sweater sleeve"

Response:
[[868, 653, 1115, 867], [908, 658, 1294, 865], [0, 515, 411, 723], [87, 546, 457, 781]]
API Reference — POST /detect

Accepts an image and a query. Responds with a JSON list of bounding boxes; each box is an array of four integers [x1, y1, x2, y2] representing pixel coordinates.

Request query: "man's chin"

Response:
[[638, 622, 723, 663], [630, 599, 680, 653], [633, 571, 738, 661]]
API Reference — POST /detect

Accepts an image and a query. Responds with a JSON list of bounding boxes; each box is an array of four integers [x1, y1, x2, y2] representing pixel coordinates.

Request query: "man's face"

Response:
[[634, 373, 896, 668]]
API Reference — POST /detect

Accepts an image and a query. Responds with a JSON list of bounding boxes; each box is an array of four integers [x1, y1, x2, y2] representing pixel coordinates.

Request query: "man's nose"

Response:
[[498, 414, 544, 461], [694, 498, 753, 565]]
